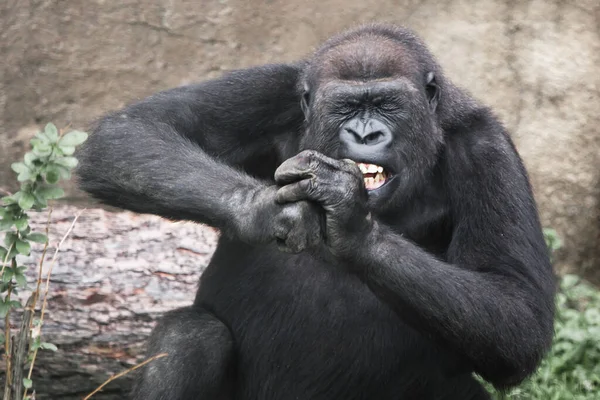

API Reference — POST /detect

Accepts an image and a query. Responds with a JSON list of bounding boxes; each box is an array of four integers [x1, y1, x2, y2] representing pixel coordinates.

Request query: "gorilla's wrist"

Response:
[[327, 213, 378, 261], [226, 185, 279, 244]]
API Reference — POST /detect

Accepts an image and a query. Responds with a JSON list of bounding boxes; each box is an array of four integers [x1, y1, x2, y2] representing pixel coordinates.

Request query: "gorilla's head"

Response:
[[298, 25, 445, 210]]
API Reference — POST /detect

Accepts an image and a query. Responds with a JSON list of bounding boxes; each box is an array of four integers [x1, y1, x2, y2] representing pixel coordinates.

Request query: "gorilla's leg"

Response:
[[131, 306, 235, 400]]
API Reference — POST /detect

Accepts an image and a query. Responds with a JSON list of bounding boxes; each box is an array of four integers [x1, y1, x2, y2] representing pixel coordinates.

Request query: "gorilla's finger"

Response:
[[275, 179, 315, 204], [274, 158, 315, 185], [275, 150, 347, 185]]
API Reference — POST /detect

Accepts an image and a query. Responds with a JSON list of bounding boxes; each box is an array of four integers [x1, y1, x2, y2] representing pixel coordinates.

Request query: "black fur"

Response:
[[76, 24, 555, 400]]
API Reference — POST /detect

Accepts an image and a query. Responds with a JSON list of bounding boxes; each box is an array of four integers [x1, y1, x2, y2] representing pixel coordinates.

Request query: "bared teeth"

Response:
[[364, 172, 387, 190], [355, 162, 388, 190], [357, 163, 383, 173]]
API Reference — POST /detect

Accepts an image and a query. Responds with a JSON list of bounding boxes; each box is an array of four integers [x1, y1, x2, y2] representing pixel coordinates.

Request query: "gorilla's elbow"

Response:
[[482, 315, 554, 389]]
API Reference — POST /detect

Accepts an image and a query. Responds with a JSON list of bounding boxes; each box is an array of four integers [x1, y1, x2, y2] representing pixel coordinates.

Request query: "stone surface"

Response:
[[1, 0, 598, 277]]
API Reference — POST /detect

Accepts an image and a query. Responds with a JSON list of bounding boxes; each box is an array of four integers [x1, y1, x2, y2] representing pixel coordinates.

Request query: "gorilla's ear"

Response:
[[300, 84, 310, 119], [426, 72, 440, 112]]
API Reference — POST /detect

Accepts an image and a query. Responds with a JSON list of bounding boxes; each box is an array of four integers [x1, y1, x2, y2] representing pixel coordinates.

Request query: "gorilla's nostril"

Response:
[[344, 128, 363, 143], [340, 117, 392, 148], [363, 131, 384, 145]]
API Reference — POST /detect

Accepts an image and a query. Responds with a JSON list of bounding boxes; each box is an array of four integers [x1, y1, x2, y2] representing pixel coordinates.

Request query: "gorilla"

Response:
[[76, 24, 555, 400]]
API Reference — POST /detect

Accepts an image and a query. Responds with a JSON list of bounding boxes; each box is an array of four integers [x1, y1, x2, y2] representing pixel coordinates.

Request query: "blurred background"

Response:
[[0, 0, 599, 398]]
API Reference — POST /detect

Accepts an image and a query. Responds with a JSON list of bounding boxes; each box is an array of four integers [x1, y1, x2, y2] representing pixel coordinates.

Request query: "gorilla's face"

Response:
[[299, 67, 443, 212]]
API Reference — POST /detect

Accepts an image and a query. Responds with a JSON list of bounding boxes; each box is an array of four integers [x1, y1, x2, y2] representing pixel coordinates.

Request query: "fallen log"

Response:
[[1, 205, 218, 399]]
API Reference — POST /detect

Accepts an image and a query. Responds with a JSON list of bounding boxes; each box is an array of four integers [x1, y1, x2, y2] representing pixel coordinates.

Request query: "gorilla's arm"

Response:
[[274, 111, 555, 388], [354, 117, 555, 388], [76, 64, 308, 239]]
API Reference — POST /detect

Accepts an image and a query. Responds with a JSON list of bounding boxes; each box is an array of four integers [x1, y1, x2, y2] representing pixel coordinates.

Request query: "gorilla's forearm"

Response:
[[76, 63, 304, 232], [351, 222, 553, 388], [76, 113, 265, 229]]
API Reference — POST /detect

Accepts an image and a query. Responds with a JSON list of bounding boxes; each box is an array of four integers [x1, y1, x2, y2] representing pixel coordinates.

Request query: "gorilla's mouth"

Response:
[[357, 162, 390, 191]]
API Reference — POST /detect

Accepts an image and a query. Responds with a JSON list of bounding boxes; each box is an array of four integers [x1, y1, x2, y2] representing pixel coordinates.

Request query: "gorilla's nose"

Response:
[[339, 118, 392, 150]]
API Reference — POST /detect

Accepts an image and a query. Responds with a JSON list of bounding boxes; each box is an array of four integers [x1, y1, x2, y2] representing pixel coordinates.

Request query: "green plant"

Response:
[[543, 228, 563, 263], [0, 123, 87, 400], [484, 230, 600, 399], [488, 274, 600, 399]]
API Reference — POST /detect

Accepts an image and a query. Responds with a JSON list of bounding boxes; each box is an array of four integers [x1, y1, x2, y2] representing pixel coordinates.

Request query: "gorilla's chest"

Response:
[[196, 242, 447, 399]]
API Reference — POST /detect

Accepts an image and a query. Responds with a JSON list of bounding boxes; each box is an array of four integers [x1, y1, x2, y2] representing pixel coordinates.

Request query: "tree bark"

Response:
[[1, 204, 218, 399]]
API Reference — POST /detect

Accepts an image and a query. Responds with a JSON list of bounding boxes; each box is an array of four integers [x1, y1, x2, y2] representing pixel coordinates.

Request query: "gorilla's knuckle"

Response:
[[298, 149, 317, 163], [302, 178, 316, 195]]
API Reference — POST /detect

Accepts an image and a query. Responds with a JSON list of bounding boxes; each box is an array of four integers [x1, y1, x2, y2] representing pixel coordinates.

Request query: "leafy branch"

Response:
[[0, 123, 87, 399]]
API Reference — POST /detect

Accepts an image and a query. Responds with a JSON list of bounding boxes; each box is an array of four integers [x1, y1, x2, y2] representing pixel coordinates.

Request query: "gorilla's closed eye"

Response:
[[425, 71, 440, 111], [301, 91, 310, 117]]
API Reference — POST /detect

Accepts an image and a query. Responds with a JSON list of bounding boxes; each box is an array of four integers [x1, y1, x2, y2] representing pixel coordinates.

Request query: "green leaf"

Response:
[[18, 192, 35, 210], [23, 378, 32, 389], [14, 216, 29, 232], [45, 171, 60, 184], [10, 300, 22, 308], [55, 164, 71, 180], [11, 162, 29, 174], [60, 145, 75, 155], [44, 166, 62, 184], [29, 138, 44, 148], [15, 239, 31, 255], [59, 130, 88, 147], [2, 269, 13, 283], [27, 232, 48, 244], [17, 170, 33, 182], [0, 217, 14, 231], [35, 132, 51, 144], [40, 342, 58, 352], [5, 246, 17, 260], [36, 186, 64, 200], [4, 232, 17, 247], [23, 152, 37, 166], [0, 246, 7, 260], [33, 193, 48, 209], [54, 156, 78, 169], [14, 274, 26, 288], [31, 336, 41, 351], [44, 123, 59, 142], [32, 143, 52, 157], [0, 301, 10, 318], [2, 196, 17, 205]]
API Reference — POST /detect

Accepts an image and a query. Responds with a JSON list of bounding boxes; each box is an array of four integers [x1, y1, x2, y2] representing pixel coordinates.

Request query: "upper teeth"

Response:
[[357, 163, 384, 174]]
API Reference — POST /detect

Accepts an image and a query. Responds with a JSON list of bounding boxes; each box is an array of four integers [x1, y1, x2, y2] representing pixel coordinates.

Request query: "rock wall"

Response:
[[1, 0, 599, 278]]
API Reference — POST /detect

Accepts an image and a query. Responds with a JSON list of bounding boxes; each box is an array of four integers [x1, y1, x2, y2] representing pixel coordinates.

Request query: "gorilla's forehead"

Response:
[[315, 77, 418, 101], [315, 36, 418, 83]]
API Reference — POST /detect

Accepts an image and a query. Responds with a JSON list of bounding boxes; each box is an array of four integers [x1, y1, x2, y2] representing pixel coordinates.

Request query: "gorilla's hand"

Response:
[[274, 150, 373, 257], [231, 185, 323, 254]]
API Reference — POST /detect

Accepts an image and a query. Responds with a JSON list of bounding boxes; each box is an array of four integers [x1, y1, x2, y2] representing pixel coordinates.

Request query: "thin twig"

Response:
[[3, 278, 14, 400], [83, 353, 168, 400], [12, 296, 35, 400], [31, 209, 53, 308], [23, 209, 53, 400], [0, 243, 14, 279], [37, 210, 83, 324], [22, 210, 83, 394]]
